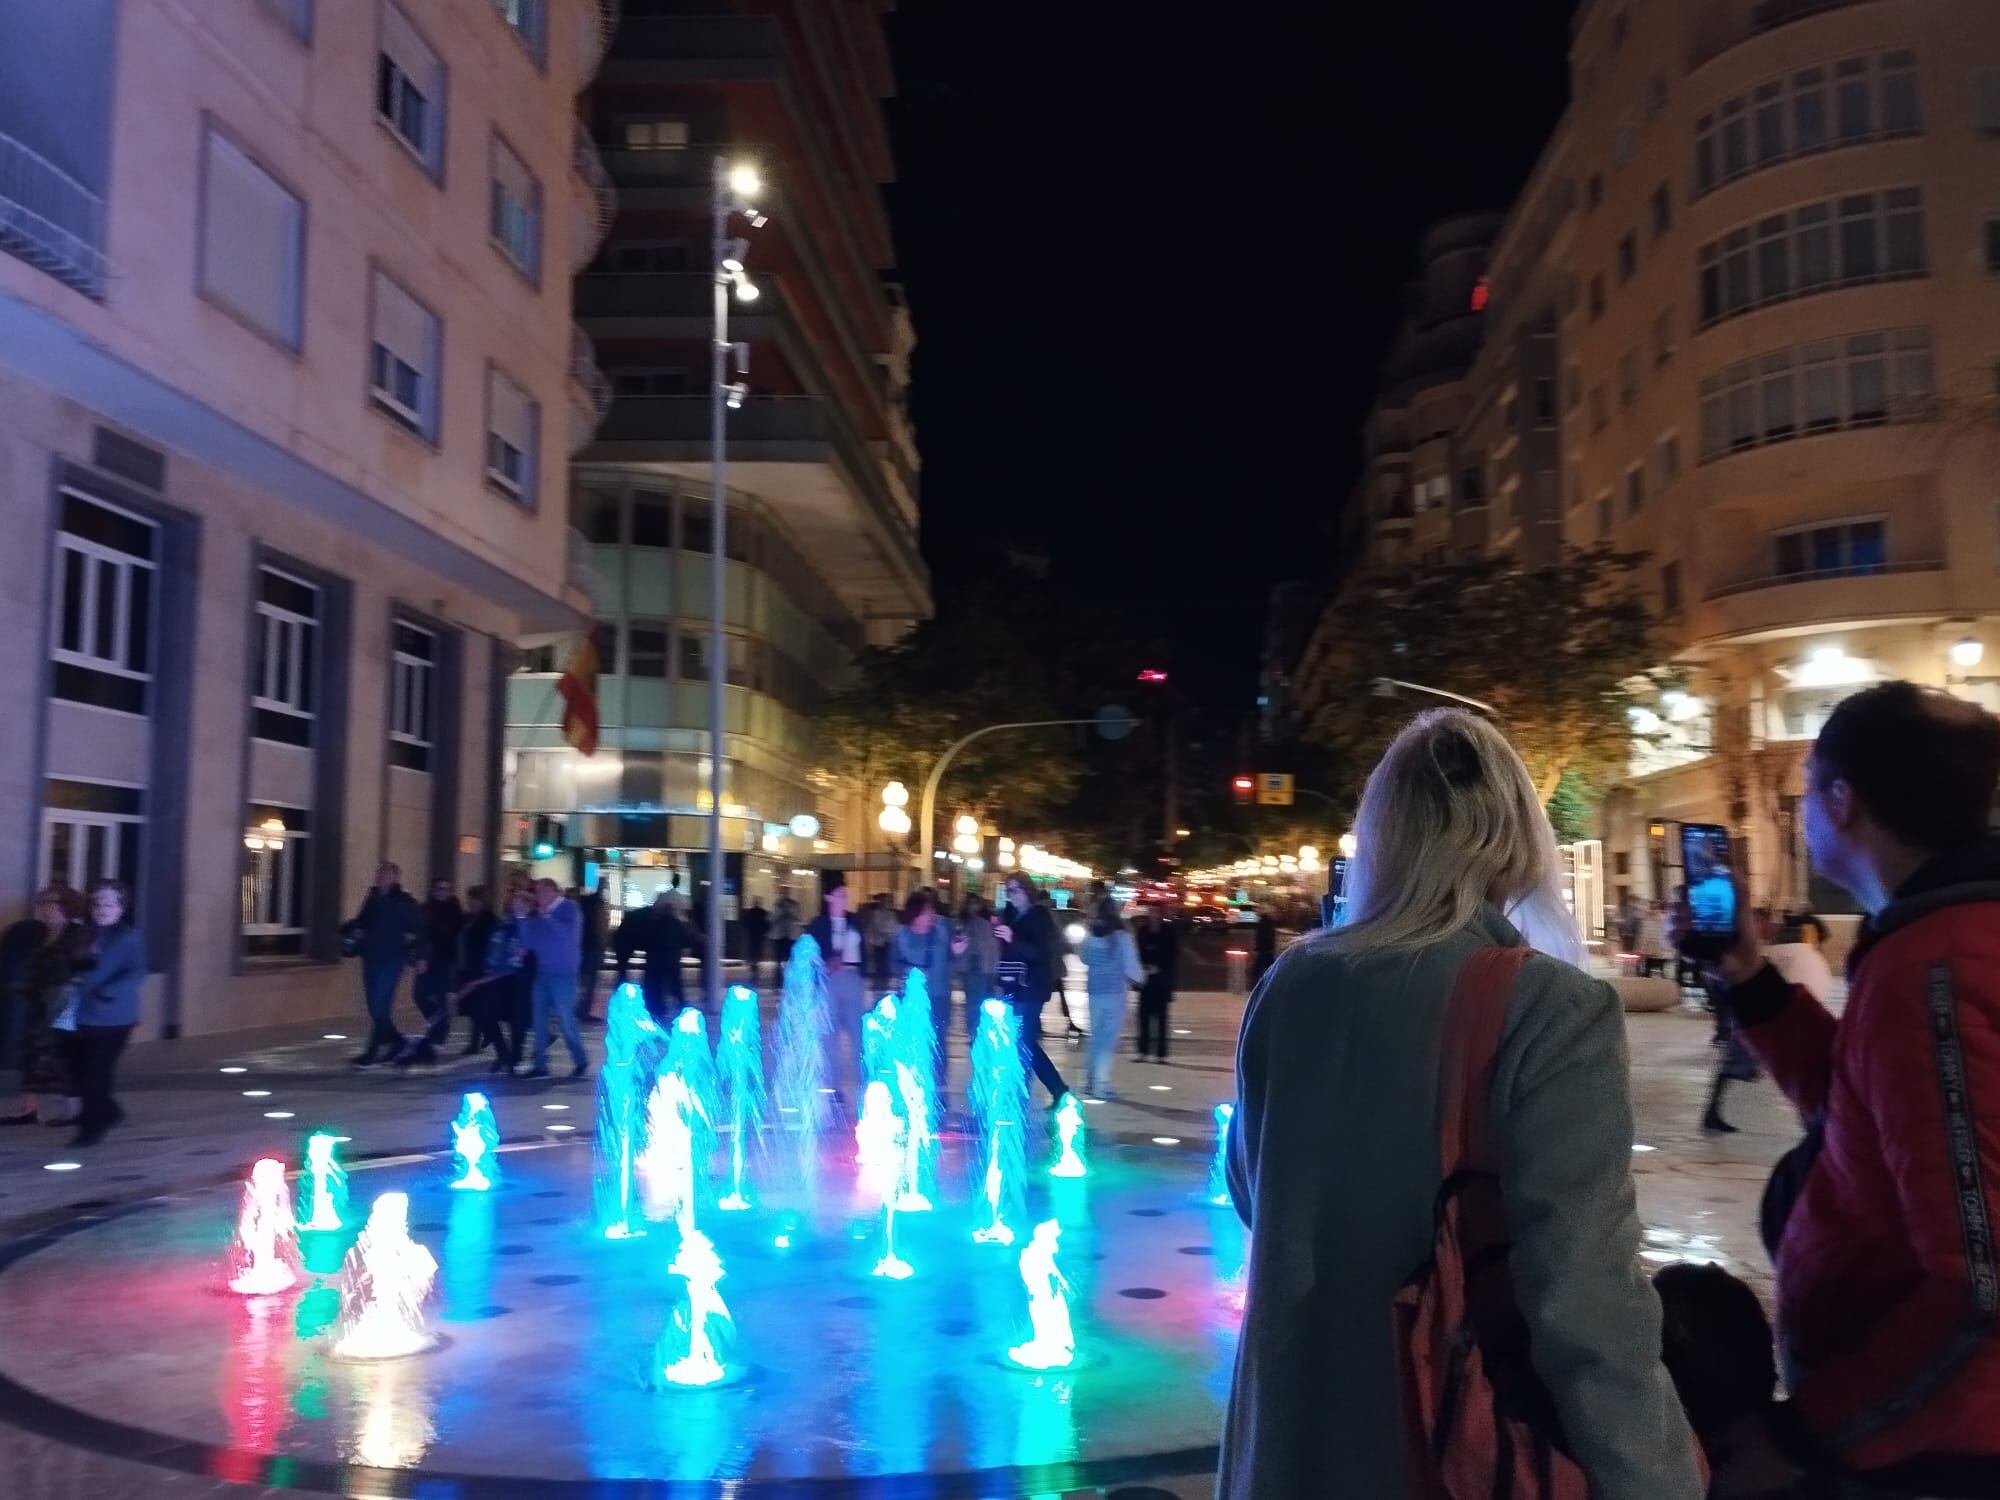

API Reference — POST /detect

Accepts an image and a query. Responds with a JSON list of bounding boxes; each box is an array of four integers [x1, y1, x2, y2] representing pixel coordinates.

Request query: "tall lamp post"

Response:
[[706, 156, 766, 1002]]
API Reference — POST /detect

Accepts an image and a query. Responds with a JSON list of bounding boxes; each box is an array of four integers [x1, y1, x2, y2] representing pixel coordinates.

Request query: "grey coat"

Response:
[[1220, 907, 1701, 1500]]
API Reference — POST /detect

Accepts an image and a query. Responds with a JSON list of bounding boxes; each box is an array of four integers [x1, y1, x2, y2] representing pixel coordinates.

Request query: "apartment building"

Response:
[[1302, 0, 2000, 915], [0, 0, 611, 1036], [505, 0, 931, 920]]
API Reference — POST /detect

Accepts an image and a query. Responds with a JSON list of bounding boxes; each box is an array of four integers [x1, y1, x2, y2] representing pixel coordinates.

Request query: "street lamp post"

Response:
[[917, 717, 1107, 889], [1370, 676, 1499, 716], [706, 157, 765, 1003]]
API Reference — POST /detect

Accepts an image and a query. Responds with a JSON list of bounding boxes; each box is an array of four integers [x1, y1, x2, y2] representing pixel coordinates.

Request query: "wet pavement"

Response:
[[0, 980, 1799, 1498]]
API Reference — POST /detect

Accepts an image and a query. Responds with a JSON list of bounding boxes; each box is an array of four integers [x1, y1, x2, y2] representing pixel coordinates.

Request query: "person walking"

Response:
[[740, 897, 770, 981], [340, 863, 421, 1067], [399, 877, 463, 1065], [2, 887, 88, 1127], [771, 888, 800, 961], [1134, 904, 1179, 1062], [518, 878, 588, 1079], [1221, 709, 1702, 1499], [454, 886, 532, 1073], [894, 890, 964, 1105], [956, 894, 999, 1042], [863, 891, 896, 991], [454, 885, 499, 1057], [805, 872, 867, 1102], [1078, 903, 1143, 1098], [1714, 682, 2000, 1492], [617, 891, 697, 1019], [1251, 908, 1279, 987], [993, 873, 1072, 1107], [575, 883, 609, 1024], [65, 880, 145, 1147]]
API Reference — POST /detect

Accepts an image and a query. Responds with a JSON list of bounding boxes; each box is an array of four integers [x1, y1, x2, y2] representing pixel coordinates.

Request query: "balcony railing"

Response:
[[567, 325, 612, 452], [1705, 558, 1943, 600], [576, 0, 620, 84], [566, 527, 599, 606], [605, 14, 782, 68], [570, 121, 615, 264], [1691, 0, 1874, 69], [595, 394, 832, 447], [575, 270, 786, 322], [0, 131, 107, 299]]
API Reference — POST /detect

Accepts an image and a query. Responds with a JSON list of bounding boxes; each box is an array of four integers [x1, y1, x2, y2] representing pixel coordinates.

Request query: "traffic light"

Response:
[[531, 840, 557, 861], [528, 815, 564, 862], [1231, 775, 1255, 806]]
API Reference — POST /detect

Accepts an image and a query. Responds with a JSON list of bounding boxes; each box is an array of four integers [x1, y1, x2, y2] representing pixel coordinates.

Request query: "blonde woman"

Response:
[[1220, 710, 1702, 1499]]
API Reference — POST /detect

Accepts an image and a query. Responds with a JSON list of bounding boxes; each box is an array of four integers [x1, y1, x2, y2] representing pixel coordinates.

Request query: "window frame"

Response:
[[41, 778, 144, 895], [487, 129, 542, 284], [367, 265, 442, 442], [241, 803, 312, 952], [483, 361, 539, 506], [50, 486, 159, 715], [195, 118, 307, 353], [375, 0, 446, 180], [388, 618, 437, 772], [251, 564, 321, 746]]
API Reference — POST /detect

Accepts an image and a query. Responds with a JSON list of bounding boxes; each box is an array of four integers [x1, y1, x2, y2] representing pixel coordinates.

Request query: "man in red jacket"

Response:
[[1718, 680, 2000, 1494]]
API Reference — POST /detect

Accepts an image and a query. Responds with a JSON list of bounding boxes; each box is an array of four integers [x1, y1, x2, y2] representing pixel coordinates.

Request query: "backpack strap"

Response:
[[1437, 945, 1532, 1177]]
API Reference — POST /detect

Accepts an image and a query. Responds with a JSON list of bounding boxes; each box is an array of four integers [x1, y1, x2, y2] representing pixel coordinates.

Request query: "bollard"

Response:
[[1225, 948, 1249, 995]]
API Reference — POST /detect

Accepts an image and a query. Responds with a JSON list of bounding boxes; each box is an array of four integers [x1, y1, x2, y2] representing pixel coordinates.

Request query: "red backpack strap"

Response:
[[1437, 946, 1532, 1176]]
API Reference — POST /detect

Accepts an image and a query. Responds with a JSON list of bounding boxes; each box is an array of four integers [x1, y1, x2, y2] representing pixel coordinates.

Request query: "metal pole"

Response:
[[706, 157, 729, 1005], [1369, 676, 1500, 716]]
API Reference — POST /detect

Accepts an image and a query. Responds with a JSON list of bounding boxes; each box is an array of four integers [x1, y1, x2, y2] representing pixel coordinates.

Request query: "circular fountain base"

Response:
[[0, 1128, 1241, 1495]]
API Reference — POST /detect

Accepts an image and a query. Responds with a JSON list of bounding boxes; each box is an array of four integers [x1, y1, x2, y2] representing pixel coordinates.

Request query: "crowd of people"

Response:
[[0, 878, 145, 1146], [1223, 680, 2000, 1500]]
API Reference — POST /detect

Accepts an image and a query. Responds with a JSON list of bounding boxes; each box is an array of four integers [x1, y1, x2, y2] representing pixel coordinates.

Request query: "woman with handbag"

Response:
[[1220, 710, 1703, 1499], [2, 886, 89, 1127], [66, 880, 144, 1147]]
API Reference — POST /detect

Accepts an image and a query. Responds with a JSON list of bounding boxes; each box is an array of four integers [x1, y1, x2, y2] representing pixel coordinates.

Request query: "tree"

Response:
[[1299, 546, 1658, 810]]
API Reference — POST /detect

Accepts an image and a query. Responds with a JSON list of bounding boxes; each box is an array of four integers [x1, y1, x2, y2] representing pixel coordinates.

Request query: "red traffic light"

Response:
[[1231, 775, 1254, 806], [1137, 668, 1169, 684]]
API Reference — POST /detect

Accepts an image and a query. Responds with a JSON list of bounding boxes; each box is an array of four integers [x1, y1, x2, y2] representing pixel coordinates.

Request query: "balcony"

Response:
[[1699, 559, 1947, 644], [567, 324, 612, 453], [603, 14, 783, 75], [574, 270, 776, 327], [570, 120, 615, 267], [1690, 0, 1876, 70], [594, 393, 848, 460], [0, 131, 107, 299], [566, 527, 599, 608], [575, 0, 621, 84]]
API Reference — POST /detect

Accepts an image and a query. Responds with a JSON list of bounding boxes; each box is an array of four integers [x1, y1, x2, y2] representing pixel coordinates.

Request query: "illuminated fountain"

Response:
[[855, 1079, 912, 1280], [596, 981, 665, 1239], [332, 1192, 438, 1360], [638, 1072, 709, 1235], [654, 1228, 734, 1388], [893, 1060, 934, 1212], [899, 965, 942, 1119], [970, 998, 1026, 1246], [716, 984, 767, 1212], [862, 993, 900, 1090], [297, 1132, 350, 1234], [666, 1007, 722, 1123], [774, 933, 830, 1192], [1207, 1102, 1235, 1207], [1048, 1092, 1087, 1179], [1006, 1219, 1076, 1371], [449, 1092, 499, 1192], [228, 1158, 301, 1296]]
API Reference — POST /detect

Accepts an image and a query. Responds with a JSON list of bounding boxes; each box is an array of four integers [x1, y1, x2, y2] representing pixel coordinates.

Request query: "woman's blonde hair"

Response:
[[1320, 709, 1582, 963]]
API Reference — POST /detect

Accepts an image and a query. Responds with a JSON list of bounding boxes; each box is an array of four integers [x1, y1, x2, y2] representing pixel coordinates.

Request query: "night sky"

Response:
[[888, 0, 1577, 710]]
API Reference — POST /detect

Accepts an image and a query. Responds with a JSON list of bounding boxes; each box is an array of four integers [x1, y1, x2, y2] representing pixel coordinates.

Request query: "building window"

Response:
[[51, 489, 157, 715], [1656, 433, 1682, 489], [1661, 561, 1681, 616], [1698, 327, 1933, 462], [42, 779, 143, 893], [628, 623, 668, 678], [1696, 187, 1928, 329], [681, 509, 712, 553], [612, 368, 694, 396], [252, 565, 319, 746], [260, 0, 313, 41], [1458, 466, 1485, 504], [1773, 519, 1886, 581], [1693, 52, 1921, 199], [1619, 351, 1639, 407], [632, 496, 671, 547], [489, 133, 541, 281], [1645, 74, 1668, 119], [369, 269, 440, 438], [491, 0, 545, 61], [1596, 493, 1613, 539], [1624, 465, 1645, 515], [1565, 361, 1583, 412], [485, 365, 538, 504], [516, 643, 557, 674], [242, 804, 310, 957], [1612, 123, 1635, 167], [678, 630, 707, 681], [1983, 217, 2000, 274], [1652, 307, 1676, 366], [198, 127, 304, 349], [622, 118, 691, 153], [1975, 69, 2000, 135], [389, 619, 435, 770], [377, 2, 444, 175], [592, 621, 619, 674], [1617, 231, 1638, 283], [1650, 183, 1672, 240], [1532, 377, 1556, 426], [1587, 173, 1604, 211], [1589, 385, 1609, 434], [1589, 273, 1605, 320]]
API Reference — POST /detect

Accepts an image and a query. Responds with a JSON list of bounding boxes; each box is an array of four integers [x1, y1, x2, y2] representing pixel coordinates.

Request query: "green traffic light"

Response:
[[532, 842, 556, 859]]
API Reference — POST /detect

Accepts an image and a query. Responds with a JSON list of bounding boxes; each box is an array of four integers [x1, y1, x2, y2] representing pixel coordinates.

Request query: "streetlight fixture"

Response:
[[878, 782, 912, 837], [1950, 635, 1985, 670], [1338, 832, 1358, 860]]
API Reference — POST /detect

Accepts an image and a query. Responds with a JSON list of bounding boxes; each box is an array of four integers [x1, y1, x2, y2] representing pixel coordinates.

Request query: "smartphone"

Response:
[[1678, 822, 1737, 958]]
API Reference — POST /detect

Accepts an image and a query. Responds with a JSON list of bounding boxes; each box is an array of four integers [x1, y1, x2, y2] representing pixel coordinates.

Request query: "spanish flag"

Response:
[[557, 636, 600, 757]]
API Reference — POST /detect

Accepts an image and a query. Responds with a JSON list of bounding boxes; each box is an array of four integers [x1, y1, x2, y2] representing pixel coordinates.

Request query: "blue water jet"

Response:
[[596, 982, 665, 1239], [298, 1132, 350, 1233], [450, 1093, 499, 1192], [716, 985, 767, 1211], [774, 934, 830, 1196], [970, 998, 1026, 1246], [1207, 1102, 1235, 1207]]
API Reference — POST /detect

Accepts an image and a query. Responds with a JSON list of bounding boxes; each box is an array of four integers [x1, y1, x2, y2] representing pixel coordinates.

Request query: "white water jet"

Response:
[[332, 1192, 438, 1359], [1007, 1219, 1076, 1370], [228, 1158, 300, 1296], [855, 1079, 912, 1279]]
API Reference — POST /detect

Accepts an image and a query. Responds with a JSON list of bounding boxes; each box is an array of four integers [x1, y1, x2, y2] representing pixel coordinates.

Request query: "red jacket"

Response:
[[1735, 840, 2000, 1476]]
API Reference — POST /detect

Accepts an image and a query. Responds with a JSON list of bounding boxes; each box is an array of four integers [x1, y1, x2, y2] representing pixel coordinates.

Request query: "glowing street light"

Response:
[[1951, 635, 1985, 669], [727, 162, 763, 199], [1338, 832, 1358, 860]]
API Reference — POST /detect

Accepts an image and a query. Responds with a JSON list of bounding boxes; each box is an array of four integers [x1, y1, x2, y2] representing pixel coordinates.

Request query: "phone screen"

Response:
[[1679, 823, 1737, 936]]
